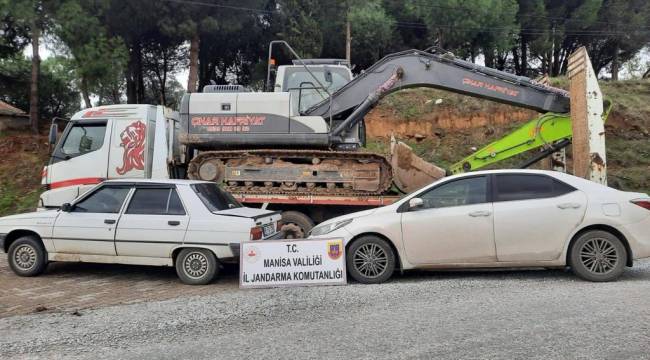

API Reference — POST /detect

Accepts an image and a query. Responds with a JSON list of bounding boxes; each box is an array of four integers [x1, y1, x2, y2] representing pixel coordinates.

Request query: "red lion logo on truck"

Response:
[[116, 120, 146, 175]]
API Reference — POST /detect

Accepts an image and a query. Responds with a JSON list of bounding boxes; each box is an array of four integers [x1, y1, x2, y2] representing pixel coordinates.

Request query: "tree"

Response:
[[347, 0, 396, 70], [0, 2, 30, 58], [52, 0, 128, 108], [142, 38, 187, 106], [584, 0, 650, 79], [0, 55, 80, 121], [407, 0, 519, 66], [6, 0, 48, 132]]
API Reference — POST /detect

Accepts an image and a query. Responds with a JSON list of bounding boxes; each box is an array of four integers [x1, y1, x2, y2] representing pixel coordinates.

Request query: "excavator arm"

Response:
[[449, 98, 612, 174], [303, 48, 571, 146]]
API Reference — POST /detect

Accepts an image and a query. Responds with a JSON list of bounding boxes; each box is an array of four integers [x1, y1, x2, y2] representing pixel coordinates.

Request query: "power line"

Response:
[[161, 0, 274, 14]]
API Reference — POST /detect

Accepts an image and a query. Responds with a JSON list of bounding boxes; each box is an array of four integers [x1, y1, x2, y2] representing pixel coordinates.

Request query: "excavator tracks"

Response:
[[187, 149, 393, 196]]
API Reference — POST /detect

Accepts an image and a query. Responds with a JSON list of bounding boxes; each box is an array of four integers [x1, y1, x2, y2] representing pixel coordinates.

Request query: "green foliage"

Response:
[[0, 55, 80, 120], [52, 0, 128, 107], [349, 0, 396, 69]]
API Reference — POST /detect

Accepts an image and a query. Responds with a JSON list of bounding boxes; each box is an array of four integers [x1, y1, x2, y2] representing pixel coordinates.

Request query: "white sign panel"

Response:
[[240, 238, 346, 288]]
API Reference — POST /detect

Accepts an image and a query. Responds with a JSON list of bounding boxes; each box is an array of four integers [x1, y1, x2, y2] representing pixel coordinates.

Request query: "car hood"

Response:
[[0, 210, 58, 223], [317, 208, 378, 228], [214, 207, 279, 220]]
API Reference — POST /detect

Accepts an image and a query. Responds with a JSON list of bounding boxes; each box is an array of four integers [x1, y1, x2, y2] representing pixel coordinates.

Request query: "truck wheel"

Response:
[[346, 235, 395, 284], [8, 236, 48, 277], [569, 230, 627, 282], [281, 211, 314, 239], [175, 248, 219, 285]]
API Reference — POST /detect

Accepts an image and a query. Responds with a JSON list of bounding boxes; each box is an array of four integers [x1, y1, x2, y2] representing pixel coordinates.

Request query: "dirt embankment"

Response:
[[364, 83, 650, 194]]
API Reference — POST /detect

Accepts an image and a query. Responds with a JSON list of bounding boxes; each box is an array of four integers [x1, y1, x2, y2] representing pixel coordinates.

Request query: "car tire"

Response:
[[569, 230, 627, 282], [346, 235, 395, 284], [175, 248, 219, 285], [7, 236, 48, 277], [281, 211, 314, 239]]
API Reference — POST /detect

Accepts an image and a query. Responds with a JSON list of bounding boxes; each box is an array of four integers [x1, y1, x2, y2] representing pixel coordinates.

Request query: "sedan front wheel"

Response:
[[570, 230, 627, 282], [347, 235, 395, 284]]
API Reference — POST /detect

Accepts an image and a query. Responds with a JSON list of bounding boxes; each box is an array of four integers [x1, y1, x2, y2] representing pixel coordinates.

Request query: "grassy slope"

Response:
[[367, 78, 650, 194], [0, 132, 49, 216]]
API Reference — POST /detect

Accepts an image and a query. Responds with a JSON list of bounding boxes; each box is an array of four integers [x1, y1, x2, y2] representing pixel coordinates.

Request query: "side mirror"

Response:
[[60, 203, 73, 212], [48, 122, 58, 145], [408, 197, 424, 210]]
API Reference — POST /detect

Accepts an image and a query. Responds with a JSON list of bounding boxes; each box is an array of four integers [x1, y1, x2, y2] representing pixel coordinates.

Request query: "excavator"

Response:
[[180, 41, 607, 195]]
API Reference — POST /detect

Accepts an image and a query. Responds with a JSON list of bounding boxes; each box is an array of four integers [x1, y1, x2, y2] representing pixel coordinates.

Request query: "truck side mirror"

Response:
[[48, 122, 58, 145], [60, 203, 72, 212], [408, 198, 424, 210]]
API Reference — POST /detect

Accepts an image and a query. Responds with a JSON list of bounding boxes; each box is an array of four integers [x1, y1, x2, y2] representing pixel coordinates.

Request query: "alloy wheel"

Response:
[[353, 243, 388, 279], [579, 237, 619, 275]]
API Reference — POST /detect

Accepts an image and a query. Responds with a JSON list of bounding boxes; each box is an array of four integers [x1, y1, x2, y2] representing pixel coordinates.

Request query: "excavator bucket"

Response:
[[568, 46, 607, 185], [390, 136, 447, 193]]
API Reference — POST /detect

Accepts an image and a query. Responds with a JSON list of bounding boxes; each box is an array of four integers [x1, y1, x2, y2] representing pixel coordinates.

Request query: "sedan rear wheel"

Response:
[[570, 230, 627, 282], [347, 235, 395, 284], [175, 248, 219, 285]]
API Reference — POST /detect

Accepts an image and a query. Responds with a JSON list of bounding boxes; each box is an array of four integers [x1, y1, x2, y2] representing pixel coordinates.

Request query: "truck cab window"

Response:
[[61, 124, 106, 156], [285, 67, 351, 113]]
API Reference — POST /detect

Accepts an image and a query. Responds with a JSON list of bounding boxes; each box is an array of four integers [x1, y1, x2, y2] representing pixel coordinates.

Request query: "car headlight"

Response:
[[310, 219, 353, 236]]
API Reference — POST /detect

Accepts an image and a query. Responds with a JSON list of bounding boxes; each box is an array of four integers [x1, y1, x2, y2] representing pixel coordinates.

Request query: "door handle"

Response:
[[104, 219, 116, 224], [469, 210, 492, 217], [557, 203, 581, 209], [168, 220, 181, 226]]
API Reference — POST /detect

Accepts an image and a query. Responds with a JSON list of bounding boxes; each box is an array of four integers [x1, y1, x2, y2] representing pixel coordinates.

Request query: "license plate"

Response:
[[262, 223, 274, 237]]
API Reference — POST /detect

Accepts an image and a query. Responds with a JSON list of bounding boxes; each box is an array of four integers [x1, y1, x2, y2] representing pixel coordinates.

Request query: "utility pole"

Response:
[[550, 21, 556, 76], [345, 15, 351, 63]]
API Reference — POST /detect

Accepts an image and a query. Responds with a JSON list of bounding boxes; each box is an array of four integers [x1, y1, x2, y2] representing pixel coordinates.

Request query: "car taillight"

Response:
[[250, 226, 263, 240], [631, 199, 650, 211]]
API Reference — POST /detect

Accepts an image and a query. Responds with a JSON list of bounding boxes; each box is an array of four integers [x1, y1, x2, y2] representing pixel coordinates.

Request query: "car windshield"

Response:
[[191, 183, 243, 212]]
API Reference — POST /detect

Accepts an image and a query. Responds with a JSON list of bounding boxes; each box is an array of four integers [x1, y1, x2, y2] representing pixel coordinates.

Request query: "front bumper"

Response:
[[0, 233, 6, 253]]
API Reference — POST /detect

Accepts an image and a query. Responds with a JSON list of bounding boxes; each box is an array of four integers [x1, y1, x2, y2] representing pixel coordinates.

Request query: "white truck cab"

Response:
[[41, 105, 182, 209]]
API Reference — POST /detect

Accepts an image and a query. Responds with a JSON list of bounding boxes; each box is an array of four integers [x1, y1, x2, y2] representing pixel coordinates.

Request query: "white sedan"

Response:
[[310, 170, 650, 283], [0, 179, 282, 284]]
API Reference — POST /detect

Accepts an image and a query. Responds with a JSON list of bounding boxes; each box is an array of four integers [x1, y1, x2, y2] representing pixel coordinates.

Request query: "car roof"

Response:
[[102, 179, 210, 186], [440, 169, 614, 192]]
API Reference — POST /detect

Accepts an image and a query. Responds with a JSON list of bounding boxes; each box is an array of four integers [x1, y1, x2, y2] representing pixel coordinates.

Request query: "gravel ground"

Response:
[[1, 260, 649, 360]]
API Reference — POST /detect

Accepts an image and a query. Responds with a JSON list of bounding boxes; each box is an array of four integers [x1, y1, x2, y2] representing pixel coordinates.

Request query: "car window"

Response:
[[495, 174, 576, 201], [126, 188, 187, 215], [418, 176, 487, 209], [61, 123, 106, 156], [73, 186, 130, 213], [191, 183, 242, 212]]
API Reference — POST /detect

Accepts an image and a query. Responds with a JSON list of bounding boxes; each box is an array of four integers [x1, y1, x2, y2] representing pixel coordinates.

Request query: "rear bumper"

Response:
[[228, 232, 285, 259], [0, 233, 6, 253]]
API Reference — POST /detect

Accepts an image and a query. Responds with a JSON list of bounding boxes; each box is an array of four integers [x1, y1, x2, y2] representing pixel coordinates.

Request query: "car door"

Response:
[[400, 175, 496, 265], [115, 185, 189, 258], [52, 185, 132, 255], [492, 173, 588, 262]]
